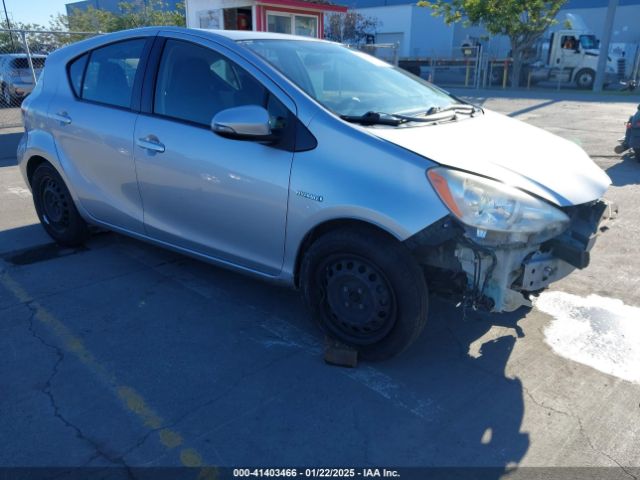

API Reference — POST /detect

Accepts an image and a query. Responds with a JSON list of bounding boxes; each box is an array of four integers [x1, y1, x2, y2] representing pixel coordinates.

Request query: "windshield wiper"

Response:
[[425, 103, 482, 116], [340, 111, 408, 126], [341, 110, 459, 126], [341, 104, 482, 127]]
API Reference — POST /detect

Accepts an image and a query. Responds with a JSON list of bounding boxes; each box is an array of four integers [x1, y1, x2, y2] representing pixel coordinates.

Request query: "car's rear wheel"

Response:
[[31, 163, 89, 246], [300, 227, 428, 360]]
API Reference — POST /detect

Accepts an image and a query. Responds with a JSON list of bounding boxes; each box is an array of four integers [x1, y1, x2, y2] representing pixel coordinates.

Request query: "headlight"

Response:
[[427, 167, 570, 239]]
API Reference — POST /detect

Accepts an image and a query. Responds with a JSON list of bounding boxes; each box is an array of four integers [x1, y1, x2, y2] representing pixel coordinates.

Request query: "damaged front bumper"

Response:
[[409, 199, 618, 312]]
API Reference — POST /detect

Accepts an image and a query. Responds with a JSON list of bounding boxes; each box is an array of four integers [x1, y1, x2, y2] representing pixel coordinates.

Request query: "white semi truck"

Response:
[[525, 15, 622, 89]]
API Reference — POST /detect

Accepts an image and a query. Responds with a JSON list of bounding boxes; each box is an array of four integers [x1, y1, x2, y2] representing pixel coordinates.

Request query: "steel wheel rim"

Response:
[[320, 254, 397, 345], [40, 176, 70, 233]]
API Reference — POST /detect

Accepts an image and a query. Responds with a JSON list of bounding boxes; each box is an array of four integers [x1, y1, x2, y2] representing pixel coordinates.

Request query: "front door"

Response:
[[134, 36, 295, 275]]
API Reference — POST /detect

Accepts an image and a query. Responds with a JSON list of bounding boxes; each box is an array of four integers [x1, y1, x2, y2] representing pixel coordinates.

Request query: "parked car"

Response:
[[18, 28, 615, 359], [0, 53, 46, 107]]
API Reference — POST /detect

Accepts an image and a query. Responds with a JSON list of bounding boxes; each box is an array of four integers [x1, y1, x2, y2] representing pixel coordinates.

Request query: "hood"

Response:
[[370, 110, 611, 207]]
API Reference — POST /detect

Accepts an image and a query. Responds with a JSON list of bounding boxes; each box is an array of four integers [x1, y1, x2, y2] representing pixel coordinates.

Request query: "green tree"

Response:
[[0, 18, 68, 53], [324, 11, 381, 45], [61, 0, 185, 33], [418, 0, 567, 87], [115, 0, 185, 29]]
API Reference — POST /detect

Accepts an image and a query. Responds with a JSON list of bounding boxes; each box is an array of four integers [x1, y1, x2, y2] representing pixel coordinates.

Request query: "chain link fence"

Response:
[[0, 29, 98, 129], [399, 45, 483, 88], [358, 43, 400, 66], [399, 48, 640, 92]]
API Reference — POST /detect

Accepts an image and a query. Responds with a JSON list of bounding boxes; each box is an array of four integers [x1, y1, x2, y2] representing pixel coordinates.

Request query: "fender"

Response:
[[280, 111, 451, 282], [19, 128, 95, 224]]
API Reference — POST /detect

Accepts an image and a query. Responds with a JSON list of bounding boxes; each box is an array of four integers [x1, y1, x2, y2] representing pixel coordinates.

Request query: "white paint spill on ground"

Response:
[[6, 186, 31, 199], [534, 291, 640, 384]]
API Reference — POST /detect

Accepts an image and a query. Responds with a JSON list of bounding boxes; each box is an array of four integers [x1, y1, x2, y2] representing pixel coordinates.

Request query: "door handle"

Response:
[[136, 136, 165, 153], [52, 111, 72, 125]]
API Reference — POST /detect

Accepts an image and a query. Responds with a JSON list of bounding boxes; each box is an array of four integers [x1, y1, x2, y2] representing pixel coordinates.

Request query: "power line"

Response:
[[1, 0, 16, 50]]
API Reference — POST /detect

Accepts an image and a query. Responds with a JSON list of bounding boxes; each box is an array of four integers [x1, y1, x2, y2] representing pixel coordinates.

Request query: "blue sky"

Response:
[[4, 0, 71, 27]]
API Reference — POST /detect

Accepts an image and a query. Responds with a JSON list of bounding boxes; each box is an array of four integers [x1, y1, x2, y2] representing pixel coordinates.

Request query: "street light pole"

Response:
[[1, 0, 16, 51], [594, 0, 618, 92]]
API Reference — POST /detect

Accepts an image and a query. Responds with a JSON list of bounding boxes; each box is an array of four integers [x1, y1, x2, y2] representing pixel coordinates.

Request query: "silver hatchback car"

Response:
[[19, 27, 614, 359]]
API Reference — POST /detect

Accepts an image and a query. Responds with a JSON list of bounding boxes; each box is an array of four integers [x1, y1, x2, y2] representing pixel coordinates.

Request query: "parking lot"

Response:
[[1, 90, 640, 478], [0, 106, 22, 130]]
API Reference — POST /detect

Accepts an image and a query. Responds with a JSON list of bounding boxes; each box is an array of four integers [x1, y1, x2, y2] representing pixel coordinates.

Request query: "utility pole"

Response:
[[1, 0, 16, 51], [594, 0, 618, 92]]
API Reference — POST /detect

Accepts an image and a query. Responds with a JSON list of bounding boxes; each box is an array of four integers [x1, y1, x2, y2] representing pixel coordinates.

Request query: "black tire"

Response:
[[300, 226, 428, 361], [575, 69, 595, 89], [31, 163, 89, 247]]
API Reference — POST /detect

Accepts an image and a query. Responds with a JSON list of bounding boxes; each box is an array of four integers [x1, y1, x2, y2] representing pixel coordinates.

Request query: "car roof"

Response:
[[195, 28, 327, 42], [151, 26, 330, 43], [45, 26, 338, 68]]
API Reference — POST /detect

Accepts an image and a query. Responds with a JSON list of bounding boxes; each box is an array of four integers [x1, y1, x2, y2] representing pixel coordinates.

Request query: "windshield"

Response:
[[239, 39, 454, 117], [580, 35, 599, 50]]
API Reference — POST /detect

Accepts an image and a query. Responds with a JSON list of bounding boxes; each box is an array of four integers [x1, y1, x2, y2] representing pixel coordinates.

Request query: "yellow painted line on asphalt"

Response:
[[0, 271, 215, 474]]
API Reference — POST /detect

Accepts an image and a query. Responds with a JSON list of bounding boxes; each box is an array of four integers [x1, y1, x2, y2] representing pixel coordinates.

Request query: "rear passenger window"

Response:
[[68, 54, 88, 97], [81, 39, 146, 108]]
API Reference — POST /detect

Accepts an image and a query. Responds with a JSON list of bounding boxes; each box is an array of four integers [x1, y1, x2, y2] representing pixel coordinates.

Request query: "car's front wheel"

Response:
[[31, 163, 89, 246], [300, 227, 428, 360]]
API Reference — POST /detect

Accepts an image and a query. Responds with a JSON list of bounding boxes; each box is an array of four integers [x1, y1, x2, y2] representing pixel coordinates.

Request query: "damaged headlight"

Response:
[[427, 167, 570, 240]]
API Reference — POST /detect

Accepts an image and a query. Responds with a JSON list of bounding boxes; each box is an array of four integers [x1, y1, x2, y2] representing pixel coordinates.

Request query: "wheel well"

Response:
[[293, 218, 399, 288], [26, 155, 49, 186]]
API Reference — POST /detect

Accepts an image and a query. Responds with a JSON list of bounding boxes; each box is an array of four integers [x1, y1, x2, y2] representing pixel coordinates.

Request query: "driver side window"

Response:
[[561, 36, 578, 50], [154, 39, 287, 128]]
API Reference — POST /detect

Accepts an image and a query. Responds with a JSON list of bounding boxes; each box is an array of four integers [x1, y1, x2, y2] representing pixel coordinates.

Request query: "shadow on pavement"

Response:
[[0, 223, 51, 256], [389, 297, 530, 470], [0, 132, 22, 165], [507, 99, 558, 118], [605, 152, 640, 186], [0, 229, 530, 471]]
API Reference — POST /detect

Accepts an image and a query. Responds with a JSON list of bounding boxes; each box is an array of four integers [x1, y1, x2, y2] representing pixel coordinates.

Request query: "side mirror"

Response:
[[211, 105, 273, 141]]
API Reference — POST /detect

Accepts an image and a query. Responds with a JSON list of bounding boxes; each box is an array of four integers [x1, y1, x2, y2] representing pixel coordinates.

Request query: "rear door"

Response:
[[47, 37, 153, 233], [133, 33, 296, 275]]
